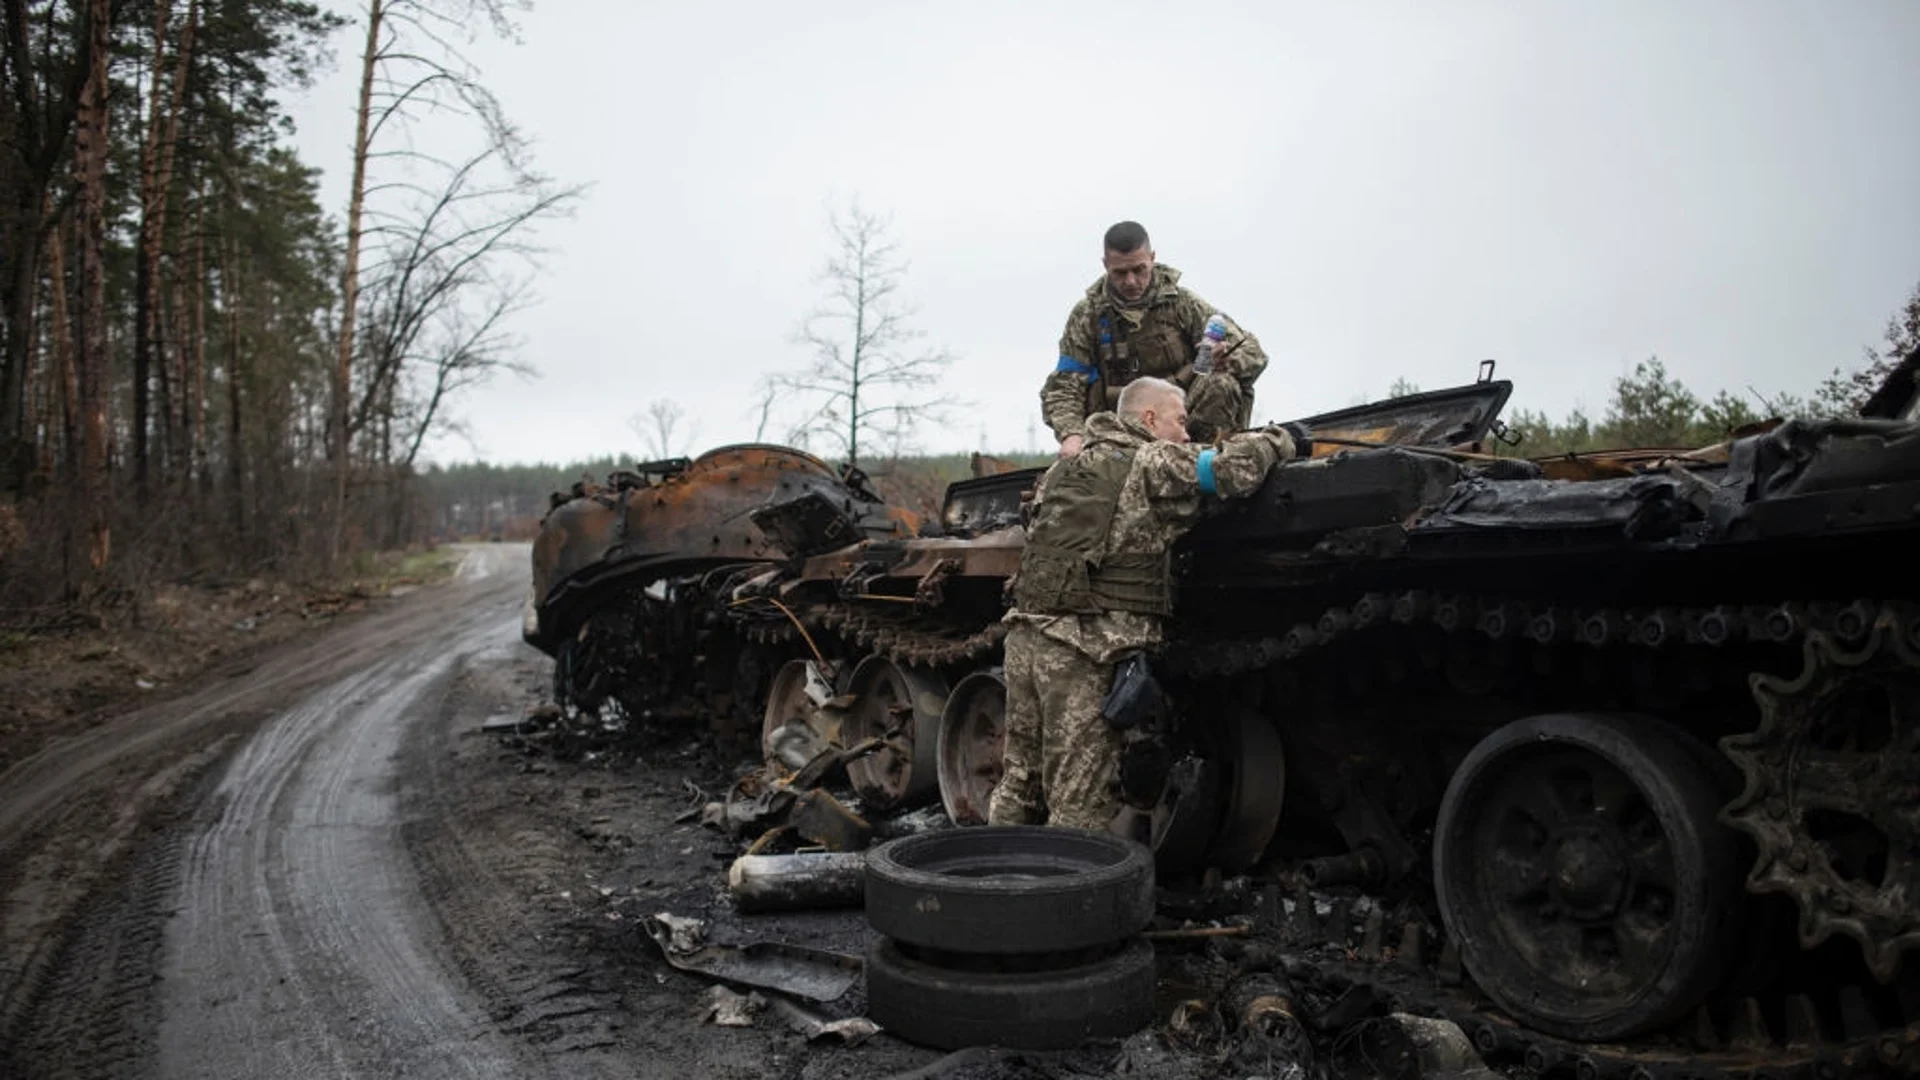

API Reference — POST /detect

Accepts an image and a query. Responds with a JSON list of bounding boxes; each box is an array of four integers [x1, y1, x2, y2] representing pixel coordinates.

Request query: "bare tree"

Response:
[[352, 142, 574, 465], [779, 201, 954, 468], [630, 397, 699, 460], [330, 0, 549, 562]]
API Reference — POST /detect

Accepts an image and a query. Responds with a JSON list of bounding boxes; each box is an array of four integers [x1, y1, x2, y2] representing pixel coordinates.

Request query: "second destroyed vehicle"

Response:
[[526, 364, 1920, 1068]]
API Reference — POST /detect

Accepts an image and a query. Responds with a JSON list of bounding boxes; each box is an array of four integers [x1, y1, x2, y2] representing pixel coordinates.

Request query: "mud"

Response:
[[2, 546, 1134, 1078]]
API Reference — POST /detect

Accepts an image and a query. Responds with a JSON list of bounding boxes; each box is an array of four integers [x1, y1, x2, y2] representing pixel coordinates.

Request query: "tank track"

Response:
[[1175, 593, 1920, 1079], [737, 601, 1007, 669]]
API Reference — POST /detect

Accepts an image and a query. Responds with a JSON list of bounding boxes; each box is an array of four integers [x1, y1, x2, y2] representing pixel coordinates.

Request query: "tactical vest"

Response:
[[1087, 282, 1195, 413], [1013, 441, 1174, 617]]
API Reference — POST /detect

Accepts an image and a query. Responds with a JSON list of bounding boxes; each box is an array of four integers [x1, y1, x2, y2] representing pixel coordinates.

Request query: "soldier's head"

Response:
[[1118, 377, 1188, 444], [1102, 221, 1155, 302]]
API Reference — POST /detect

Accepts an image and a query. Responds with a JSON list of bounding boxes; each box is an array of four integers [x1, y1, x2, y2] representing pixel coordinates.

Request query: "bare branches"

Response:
[[350, 138, 576, 469], [331, 0, 574, 561], [629, 398, 700, 461], [773, 199, 955, 468]]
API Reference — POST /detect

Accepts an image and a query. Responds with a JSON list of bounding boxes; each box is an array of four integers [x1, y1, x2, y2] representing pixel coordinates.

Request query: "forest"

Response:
[[0, 0, 571, 607]]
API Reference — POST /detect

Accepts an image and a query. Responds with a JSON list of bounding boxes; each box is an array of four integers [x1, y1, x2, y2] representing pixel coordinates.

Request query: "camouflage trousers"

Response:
[[986, 622, 1124, 831], [1185, 371, 1252, 442]]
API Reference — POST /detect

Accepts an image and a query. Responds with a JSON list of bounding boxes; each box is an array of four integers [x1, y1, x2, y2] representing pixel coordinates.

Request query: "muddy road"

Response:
[[0, 545, 951, 1079]]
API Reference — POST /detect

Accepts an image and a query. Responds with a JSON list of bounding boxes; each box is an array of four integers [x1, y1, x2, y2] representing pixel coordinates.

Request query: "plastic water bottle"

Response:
[[1193, 313, 1230, 374]]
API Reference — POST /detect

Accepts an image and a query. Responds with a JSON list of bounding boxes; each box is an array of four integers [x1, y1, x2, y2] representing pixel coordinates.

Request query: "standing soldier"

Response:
[[988, 377, 1303, 831], [1044, 221, 1269, 453]]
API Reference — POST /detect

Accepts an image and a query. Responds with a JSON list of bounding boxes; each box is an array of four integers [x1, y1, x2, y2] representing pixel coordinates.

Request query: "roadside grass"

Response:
[[343, 544, 464, 595], [0, 542, 474, 769]]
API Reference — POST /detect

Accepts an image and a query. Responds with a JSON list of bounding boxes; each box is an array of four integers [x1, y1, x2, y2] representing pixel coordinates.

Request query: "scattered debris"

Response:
[[727, 852, 866, 914], [479, 711, 548, 736], [1330, 1013, 1499, 1080], [787, 789, 872, 851], [641, 912, 861, 1002], [868, 804, 953, 840], [702, 985, 765, 1028], [1141, 924, 1252, 942], [765, 995, 880, 1046], [648, 911, 707, 954]]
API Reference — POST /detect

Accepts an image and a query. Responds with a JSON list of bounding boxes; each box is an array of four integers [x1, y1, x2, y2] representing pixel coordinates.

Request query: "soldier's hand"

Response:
[[1255, 423, 1303, 461], [1275, 422, 1313, 459], [1059, 433, 1085, 458]]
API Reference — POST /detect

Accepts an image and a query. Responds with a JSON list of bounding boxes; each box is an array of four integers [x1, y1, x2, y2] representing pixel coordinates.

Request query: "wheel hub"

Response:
[[1549, 829, 1627, 920]]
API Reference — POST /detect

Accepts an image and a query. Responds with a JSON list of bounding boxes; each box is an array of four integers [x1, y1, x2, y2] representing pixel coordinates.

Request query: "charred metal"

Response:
[[524, 373, 1920, 1070]]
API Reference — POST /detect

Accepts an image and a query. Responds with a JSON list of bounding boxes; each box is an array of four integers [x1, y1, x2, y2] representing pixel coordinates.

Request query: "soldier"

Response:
[[1044, 221, 1269, 454], [987, 377, 1302, 831]]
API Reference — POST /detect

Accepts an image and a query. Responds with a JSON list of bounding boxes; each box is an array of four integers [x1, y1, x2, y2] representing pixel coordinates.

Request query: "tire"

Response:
[[1433, 712, 1740, 1041], [865, 937, 1156, 1050], [865, 826, 1154, 955]]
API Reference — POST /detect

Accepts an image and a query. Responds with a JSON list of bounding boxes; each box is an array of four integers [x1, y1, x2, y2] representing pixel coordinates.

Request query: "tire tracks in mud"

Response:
[[150, 565, 526, 1079], [4, 758, 222, 1080], [0, 546, 536, 1078], [397, 641, 642, 1072]]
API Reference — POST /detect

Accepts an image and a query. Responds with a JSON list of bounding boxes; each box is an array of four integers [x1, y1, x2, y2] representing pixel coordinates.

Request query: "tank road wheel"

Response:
[[1204, 704, 1286, 873], [936, 669, 1007, 826], [843, 656, 950, 812], [1433, 713, 1740, 1041], [761, 658, 841, 765]]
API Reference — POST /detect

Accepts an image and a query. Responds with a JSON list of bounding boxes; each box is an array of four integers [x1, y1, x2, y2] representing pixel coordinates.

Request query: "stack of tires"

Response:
[[862, 826, 1159, 1050]]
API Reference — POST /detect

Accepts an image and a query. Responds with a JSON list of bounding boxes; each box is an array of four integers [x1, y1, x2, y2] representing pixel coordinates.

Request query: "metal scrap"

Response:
[[702, 985, 766, 1027], [641, 912, 862, 1003], [786, 789, 871, 851], [766, 995, 880, 1046], [1330, 1014, 1500, 1080], [727, 851, 866, 913]]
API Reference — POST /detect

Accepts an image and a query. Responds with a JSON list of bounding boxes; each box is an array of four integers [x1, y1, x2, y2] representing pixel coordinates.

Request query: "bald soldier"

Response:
[[1043, 221, 1269, 454], [988, 378, 1301, 830]]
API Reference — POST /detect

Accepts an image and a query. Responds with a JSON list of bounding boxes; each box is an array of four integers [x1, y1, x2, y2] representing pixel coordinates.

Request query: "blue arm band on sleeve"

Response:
[[1196, 449, 1218, 495], [1056, 355, 1098, 384]]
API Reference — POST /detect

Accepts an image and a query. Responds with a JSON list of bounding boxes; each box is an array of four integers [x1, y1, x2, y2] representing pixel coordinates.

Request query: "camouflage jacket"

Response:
[[1007, 411, 1293, 662], [1041, 265, 1269, 441]]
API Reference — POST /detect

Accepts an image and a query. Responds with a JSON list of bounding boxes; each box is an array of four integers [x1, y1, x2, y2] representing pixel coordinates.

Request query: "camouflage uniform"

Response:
[[1042, 265, 1269, 444], [987, 412, 1294, 830]]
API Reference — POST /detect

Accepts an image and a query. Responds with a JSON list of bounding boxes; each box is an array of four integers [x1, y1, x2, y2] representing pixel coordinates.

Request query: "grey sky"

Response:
[[287, 1, 1920, 465]]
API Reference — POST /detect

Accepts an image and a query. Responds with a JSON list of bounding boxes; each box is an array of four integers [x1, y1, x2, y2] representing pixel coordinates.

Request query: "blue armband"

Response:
[[1196, 449, 1218, 495], [1056, 355, 1098, 384]]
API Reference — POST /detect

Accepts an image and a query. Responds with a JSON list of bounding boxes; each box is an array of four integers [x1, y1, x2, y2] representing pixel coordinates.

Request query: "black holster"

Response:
[[1101, 653, 1166, 731]]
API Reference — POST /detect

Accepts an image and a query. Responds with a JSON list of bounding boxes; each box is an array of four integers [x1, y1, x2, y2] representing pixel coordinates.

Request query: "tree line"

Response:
[[0, 0, 570, 608], [1415, 283, 1918, 457]]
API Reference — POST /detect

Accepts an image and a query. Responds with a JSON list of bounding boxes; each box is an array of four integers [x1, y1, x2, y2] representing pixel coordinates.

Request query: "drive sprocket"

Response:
[[1721, 609, 1920, 983]]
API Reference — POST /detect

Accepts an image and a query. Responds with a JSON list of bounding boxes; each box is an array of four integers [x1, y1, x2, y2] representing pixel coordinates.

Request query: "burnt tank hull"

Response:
[[527, 378, 1920, 1064]]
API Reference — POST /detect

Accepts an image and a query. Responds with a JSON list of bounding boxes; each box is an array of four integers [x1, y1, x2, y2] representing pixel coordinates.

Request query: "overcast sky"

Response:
[[287, 1, 1920, 466]]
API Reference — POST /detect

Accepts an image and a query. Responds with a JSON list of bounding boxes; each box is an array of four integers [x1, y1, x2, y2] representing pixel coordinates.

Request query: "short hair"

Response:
[[1117, 376, 1181, 418], [1103, 221, 1150, 254]]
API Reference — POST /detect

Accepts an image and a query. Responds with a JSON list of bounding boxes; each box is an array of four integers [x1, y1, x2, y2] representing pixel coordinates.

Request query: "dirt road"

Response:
[[0, 545, 945, 1079]]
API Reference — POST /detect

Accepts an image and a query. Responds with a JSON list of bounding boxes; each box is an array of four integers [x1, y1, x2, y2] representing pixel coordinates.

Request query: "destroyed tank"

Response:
[[526, 360, 1920, 1071]]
